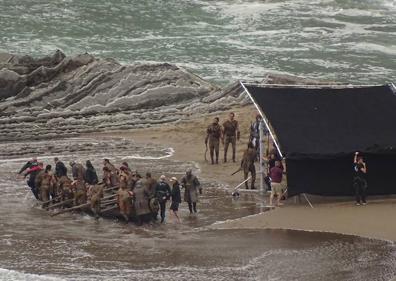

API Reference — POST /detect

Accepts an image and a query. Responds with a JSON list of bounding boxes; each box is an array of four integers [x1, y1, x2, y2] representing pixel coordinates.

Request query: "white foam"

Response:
[[121, 147, 175, 160], [0, 268, 64, 281], [352, 42, 396, 56]]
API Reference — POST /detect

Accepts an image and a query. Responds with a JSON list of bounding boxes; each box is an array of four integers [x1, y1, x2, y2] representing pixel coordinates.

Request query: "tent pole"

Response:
[[240, 81, 283, 158], [303, 193, 314, 209], [259, 120, 265, 196]]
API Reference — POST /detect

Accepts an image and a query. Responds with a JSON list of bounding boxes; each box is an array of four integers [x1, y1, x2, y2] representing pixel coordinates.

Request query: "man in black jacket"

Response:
[[54, 157, 67, 178], [155, 175, 171, 223], [85, 160, 98, 185], [353, 152, 368, 205]]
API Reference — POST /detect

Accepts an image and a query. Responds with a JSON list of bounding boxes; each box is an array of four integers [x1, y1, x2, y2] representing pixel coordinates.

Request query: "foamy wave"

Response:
[[121, 147, 175, 160], [0, 268, 64, 281]]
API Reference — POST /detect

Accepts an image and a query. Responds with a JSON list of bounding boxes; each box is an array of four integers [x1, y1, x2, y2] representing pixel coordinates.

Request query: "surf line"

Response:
[[121, 147, 175, 160]]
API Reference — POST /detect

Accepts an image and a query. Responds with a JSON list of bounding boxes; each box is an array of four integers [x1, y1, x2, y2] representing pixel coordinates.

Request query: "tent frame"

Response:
[[240, 81, 318, 208]]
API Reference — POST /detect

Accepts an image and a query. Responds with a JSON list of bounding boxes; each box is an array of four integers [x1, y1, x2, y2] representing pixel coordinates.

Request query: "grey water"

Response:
[[0, 138, 396, 280], [1, 0, 396, 280], [0, 0, 395, 85]]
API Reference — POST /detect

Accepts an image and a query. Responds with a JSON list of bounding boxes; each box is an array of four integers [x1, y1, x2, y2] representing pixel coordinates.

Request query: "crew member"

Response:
[[155, 175, 171, 223], [250, 114, 264, 151], [241, 142, 257, 189], [222, 112, 240, 162], [22, 160, 42, 199], [269, 160, 285, 207], [205, 117, 222, 164], [353, 152, 368, 205], [54, 157, 67, 178], [181, 169, 201, 214], [169, 177, 182, 223], [85, 160, 98, 185], [18, 157, 38, 175]]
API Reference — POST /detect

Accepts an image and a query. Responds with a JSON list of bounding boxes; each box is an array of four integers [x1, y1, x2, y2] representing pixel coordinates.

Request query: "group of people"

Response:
[[18, 157, 202, 224], [205, 112, 241, 164], [206, 112, 286, 206]]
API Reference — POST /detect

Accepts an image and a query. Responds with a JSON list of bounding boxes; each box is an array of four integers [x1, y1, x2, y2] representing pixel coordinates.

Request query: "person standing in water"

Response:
[[85, 160, 98, 185], [155, 175, 171, 223], [241, 142, 257, 189], [181, 169, 201, 214], [169, 177, 182, 223]]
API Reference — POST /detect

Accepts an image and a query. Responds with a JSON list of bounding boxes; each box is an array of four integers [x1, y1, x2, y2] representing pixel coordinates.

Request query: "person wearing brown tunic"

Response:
[[88, 183, 104, 219], [72, 179, 87, 206], [35, 165, 56, 205], [132, 174, 151, 225], [145, 172, 157, 197], [117, 171, 132, 222], [241, 143, 257, 189], [180, 169, 201, 214], [205, 117, 222, 164], [222, 112, 240, 163], [70, 161, 86, 181]]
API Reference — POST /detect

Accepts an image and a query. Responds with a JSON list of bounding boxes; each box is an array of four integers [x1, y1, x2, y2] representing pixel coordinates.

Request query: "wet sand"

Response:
[[87, 105, 396, 242]]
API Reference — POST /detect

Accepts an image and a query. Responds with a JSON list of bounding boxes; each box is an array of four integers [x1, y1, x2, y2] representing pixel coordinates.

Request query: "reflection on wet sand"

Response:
[[0, 138, 395, 281]]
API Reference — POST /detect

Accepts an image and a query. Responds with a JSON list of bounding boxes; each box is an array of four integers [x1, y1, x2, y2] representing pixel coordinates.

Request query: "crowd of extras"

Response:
[[206, 112, 286, 206], [17, 157, 202, 224]]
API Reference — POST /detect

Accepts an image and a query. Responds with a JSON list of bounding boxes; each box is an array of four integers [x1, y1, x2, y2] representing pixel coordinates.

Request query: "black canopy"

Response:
[[244, 83, 396, 196]]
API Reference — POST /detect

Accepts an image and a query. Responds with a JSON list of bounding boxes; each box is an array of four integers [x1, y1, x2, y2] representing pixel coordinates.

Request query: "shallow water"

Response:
[[0, 137, 396, 280], [1, 0, 395, 85]]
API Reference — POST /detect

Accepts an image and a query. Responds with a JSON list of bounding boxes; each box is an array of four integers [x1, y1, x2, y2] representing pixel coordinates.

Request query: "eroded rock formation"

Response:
[[0, 51, 329, 141]]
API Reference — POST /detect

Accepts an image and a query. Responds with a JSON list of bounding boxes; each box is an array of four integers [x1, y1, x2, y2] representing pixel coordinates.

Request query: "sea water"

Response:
[[0, 0, 395, 85], [0, 138, 395, 280]]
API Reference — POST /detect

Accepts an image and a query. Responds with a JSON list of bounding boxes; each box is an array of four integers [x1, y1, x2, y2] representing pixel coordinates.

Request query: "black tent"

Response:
[[242, 83, 396, 196]]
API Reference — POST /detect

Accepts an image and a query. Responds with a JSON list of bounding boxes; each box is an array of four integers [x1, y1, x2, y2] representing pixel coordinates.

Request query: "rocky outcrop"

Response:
[[0, 51, 328, 142], [0, 51, 232, 141]]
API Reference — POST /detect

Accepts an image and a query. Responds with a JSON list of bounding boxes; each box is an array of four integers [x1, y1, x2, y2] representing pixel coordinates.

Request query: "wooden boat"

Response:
[[40, 185, 159, 223]]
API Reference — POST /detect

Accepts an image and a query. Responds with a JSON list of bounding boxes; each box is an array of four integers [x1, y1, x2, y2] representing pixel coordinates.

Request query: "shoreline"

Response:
[[85, 106, 396, 242]]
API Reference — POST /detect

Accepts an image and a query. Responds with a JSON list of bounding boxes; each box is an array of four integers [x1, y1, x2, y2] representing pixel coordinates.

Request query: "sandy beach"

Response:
[[87, 105, 396, 242]]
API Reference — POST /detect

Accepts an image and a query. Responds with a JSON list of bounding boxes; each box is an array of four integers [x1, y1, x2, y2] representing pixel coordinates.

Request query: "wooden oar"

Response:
[[102, 194, 117, 200], [50, 202, 91, 217], [101, 205, 118, 213], [41, 196, 61, 206], [100, 199, 117, 206], [46, 193, 116, 210], [45, 199, 74, 210]]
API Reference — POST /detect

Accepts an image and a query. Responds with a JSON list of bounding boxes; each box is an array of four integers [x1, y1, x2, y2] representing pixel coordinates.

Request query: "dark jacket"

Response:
[[155, 181, 171, 202], [55, 161, 67, 177], [85, 167, 98, 185], [171, 183, 182, 203]]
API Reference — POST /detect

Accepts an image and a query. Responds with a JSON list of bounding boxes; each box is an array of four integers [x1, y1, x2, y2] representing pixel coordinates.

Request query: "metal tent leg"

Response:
[[302, 193, 314, 209]]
